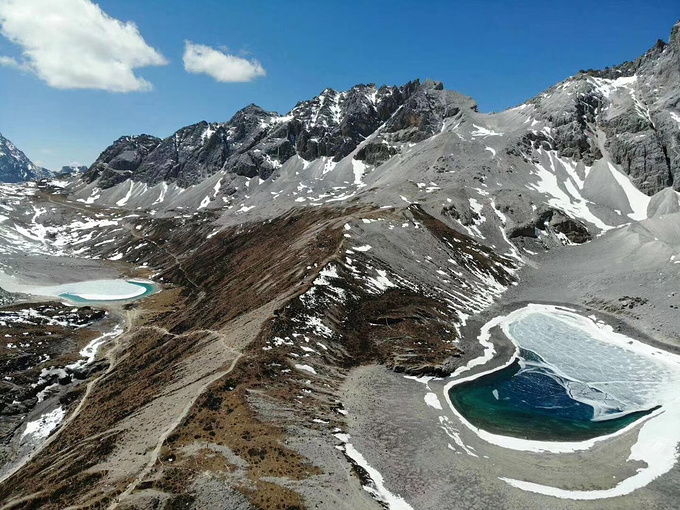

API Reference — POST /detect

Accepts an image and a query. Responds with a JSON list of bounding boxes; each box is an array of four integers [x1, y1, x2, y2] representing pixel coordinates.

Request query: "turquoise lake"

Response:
[[58, 280, 156, 303], [449, 350, 656, 441], [448, 308, 664, 442]]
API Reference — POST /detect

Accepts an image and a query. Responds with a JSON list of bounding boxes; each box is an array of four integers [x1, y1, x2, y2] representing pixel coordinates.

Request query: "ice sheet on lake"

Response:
[[507, 310, 672, 420], [443, 304, 680, 500], [0, 273, 152, 302]]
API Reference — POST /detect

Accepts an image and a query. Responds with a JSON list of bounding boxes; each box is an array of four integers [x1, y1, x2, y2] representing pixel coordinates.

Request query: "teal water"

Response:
[[59, 281, 156, 303], [449, 348, 657, 441]]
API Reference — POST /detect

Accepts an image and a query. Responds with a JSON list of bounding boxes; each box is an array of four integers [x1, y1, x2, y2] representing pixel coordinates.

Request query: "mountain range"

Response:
[[0, 20, 679, 510], [82, 24, 676, 194], [63, 20, 679, 236]]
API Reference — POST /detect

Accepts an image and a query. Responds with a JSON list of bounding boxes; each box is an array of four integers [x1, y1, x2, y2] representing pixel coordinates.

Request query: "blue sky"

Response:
[[0, 0, 677, 170]]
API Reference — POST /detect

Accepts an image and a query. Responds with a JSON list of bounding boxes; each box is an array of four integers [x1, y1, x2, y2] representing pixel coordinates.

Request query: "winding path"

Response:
[[107, 352, 243, 510]]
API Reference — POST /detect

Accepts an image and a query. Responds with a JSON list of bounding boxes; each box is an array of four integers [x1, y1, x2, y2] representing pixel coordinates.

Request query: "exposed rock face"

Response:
[[287, 83, 405, 162], [84, 134, 161, 188], [549, 210, 591, 243], [526, 21, 680, 195], [354, 142, 398, 166], [441, 202, 481, 226], [382, 80, 476, 142], [508, 207, 591, 244], [132, 123, 230, 186], [0, 288, 13, 307], [56, 165, 87, 176], [0, 133, 50, 183], [83, 79, 480, 188], [357, 80, 477, 165]]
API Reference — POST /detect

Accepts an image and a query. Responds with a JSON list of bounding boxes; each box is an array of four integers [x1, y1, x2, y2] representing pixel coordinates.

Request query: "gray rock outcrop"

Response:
[[526, 21, 680, 195]]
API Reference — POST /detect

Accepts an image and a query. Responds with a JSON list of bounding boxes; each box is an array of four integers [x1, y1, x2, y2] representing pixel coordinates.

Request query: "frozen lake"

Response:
[[445, 304, 680, 499], [0, 271, 156, 303], [448, 352, 656, 441], [449, 308, 668, 440], [53, 279, 155, 302]]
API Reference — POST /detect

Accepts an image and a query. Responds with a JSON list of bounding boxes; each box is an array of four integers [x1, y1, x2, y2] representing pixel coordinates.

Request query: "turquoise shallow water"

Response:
[[448, 351, 656, 441], [448, 310, 661, 442], [59, 281, 156, 303]]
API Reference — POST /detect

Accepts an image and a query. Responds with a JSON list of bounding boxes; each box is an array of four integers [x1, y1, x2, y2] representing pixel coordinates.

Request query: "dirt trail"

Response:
[[49, 191, 202, 290], [125, 222, 202, 290], [107, 353, 243, 510], [0, 206, 366, 509], [45, 194, 100, 215]]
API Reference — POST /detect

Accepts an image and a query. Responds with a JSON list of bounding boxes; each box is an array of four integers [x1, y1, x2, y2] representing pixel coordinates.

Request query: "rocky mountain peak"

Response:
[[228, 103, 278, 125], [522, 22, 680, 195], [83, 79, 437, 187], [420, 79, 445, 90], [670, 20, 680, 50], [0, 132, 50, 183], [382, 80, 477, 140], [57, 165, 87, 176], [84, 134, 161, 187]]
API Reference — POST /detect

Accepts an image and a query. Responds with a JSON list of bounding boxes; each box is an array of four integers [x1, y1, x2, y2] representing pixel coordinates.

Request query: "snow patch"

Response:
[[606, 163, 650, 221], [424, 392, 443, 410], [21, 407, 65, 440], [335, 433, 414, 509], [352, 159, 368, 188], [471, 125, 503, 138], [295, 364, 317, 375]]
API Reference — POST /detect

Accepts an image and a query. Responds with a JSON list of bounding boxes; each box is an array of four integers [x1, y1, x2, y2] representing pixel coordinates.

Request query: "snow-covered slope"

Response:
[[64, 23, 679, 263]]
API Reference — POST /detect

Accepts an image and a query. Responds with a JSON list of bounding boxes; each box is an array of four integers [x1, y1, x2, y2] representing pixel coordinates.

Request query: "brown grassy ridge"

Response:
[[0, 203, 515, 509], [0, 206, 354, 509]]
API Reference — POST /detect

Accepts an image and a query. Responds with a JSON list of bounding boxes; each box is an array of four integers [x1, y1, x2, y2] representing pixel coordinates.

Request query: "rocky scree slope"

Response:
[[71, 23, 680, 258], [0, 198, 516, 509]]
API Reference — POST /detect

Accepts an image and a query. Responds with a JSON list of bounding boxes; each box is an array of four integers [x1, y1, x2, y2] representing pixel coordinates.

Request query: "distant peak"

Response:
[[225, 104, 279, 127], [670, 20, 680, 49], [230, 103, 274, 119], [241, 103, 265, 113], [421, 79, 444, 90]]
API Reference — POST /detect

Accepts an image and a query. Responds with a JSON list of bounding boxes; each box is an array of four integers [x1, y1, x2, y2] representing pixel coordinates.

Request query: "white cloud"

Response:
[[0, 0, 168, 92], [0, 54, 22, 69], [183, 41, 266, 83]]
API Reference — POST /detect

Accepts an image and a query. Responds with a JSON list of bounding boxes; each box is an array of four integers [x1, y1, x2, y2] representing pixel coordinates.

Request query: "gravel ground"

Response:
[[340, 222, 680, 510]]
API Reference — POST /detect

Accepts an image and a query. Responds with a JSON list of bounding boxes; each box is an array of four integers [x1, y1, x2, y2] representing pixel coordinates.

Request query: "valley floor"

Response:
[[1, 181, 680, 510]]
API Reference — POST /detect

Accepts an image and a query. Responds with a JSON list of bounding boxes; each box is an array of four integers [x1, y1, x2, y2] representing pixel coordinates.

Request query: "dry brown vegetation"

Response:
[[0, 204, 514, 509]]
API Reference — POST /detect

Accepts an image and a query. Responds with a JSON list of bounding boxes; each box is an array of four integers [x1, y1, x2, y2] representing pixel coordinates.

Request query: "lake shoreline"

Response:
[[339, 235, 680, 508]]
